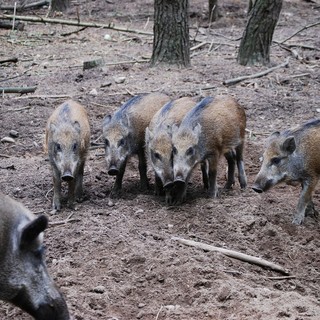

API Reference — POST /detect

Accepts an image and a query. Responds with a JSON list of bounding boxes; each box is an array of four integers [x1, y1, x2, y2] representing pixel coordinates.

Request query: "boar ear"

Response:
[[171, 123, 179, 134], [145, 127, 153, 142], [193, 123, 202, 135], [121, 113, 131, 127], [74, 121, 81, 133], [282, 136, 296, 155], [20, 215, 48, 247], [103, 115, 112, 126], [50, 122, 57, 134]]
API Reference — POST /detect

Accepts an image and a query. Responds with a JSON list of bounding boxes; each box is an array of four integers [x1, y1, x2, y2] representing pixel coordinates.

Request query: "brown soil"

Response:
[[1, 0, 320, 319]]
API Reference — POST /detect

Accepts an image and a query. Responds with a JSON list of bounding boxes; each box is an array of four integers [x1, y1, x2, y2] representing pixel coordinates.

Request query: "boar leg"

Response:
[[224, 150, 236, 189], [111, 159, 127, 195], [235, 143, 247, 189], [138, 149, 150, 191], [293, 178, 318, 224], [52, 174, 62, 212], [67, 179, 76, 209], [154, 173, 164, 195], [207, 155, 219, 198], [201, 160, 209, 190], [75, 162, 84, 201]]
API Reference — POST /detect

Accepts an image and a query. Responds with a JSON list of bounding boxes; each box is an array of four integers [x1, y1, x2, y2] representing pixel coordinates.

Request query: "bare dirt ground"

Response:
[[1, 0, 320, 319]]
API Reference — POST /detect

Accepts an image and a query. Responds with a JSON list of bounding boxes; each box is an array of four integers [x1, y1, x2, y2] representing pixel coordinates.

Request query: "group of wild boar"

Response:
[[1, 92, 320, 319]]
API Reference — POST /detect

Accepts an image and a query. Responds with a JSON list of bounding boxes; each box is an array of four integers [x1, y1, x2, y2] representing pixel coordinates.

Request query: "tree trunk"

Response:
[[150, 0, 190, 67], [50, 0, 70, 13], [209, 0, 219, 22], [237, 0, 282, 66]]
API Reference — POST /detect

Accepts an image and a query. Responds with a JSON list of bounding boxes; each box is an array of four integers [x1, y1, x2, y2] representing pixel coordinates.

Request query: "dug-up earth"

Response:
[[1, 0, 320, 319]]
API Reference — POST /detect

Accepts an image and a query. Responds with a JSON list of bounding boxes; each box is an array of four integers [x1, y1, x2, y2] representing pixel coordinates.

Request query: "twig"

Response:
[[12, 94, 71, 100], [61, 26, 87, 37], [1, 15, 153, 36], [279, 21, 320, 44], [49, 218, 80, 227], [0, 154, 11, 158], [172, 236, 290, 275], [0, 86, 37, 94], [155, 305, 163, 320], [0, 0, 50, 11], [267, 276, 296, 280], [223, 58, 290, 86], [2, 105, 32, 112]]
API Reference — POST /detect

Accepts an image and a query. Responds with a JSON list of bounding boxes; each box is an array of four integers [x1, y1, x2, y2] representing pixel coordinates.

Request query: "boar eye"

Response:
[[73, 143, 78, 152], [152, 151, 162, 161], [105, 139, 110, 147], [172, 146, 177, 155], [186, 147, 194, 156], [118, 138, 125, 147], [271, 157, 281, 165], [55, 143, 61, 152]]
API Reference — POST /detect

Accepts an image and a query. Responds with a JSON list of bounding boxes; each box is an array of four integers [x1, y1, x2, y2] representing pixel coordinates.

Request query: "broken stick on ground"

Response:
[[172, 236, 290, 275], [222, 58, 290, 86]]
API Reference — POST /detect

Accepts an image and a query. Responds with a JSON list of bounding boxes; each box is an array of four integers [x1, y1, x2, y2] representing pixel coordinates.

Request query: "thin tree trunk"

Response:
[[237, 0, 282, 66], [209, 0, 219, 22], [151, 0, 190, 67]]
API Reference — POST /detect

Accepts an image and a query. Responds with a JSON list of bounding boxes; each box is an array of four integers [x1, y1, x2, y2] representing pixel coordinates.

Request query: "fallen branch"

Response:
[[267, 275, 296, 280], [1, 14, 153, 36], [223, 58, 290, 86], [0, 57, 18, 64], [0, 0, 49, 11], [0, 86, 37, 94], [172, 236, 290, 275], [3, 105, 32, 112], [279, 21, 320, 44]]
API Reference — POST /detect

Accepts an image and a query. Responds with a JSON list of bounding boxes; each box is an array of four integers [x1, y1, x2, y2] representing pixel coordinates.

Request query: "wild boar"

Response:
[[171, 96, 247, 204], [145, 97, 197, 203], [45, 100, 90, 213], [102, 92, 170, 196], [252, 119, 320, 225], [0, 192, 70, 320]]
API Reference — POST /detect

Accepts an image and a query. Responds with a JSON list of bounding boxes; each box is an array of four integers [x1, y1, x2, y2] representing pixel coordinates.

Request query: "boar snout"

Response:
[[252, 185, 263, 193], [163, 181, 174, 191], [108, 165, 119, 176], [252, 178, 274, 193], [36, 297, 70, 320], [61, 170, 74, 182]]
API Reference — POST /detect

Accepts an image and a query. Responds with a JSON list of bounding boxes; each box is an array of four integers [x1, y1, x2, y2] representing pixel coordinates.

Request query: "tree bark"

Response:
[[150, 0, 190, 67], [237, 0, 282, 66], [50, 0, 70, 13]]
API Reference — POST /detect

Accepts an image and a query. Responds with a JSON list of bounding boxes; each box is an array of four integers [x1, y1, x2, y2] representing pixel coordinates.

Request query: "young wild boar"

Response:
[[252, 119, 320, 225], [45, 100, 90, 213], [0, 193, 70, 320], [102, 92, 170, 196], [171, 96, 247, 204], [145, 97, 197, 203]]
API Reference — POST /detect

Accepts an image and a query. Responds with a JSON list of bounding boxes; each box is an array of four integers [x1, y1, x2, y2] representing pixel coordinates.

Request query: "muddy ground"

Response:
[[1, 0, 320, 319]]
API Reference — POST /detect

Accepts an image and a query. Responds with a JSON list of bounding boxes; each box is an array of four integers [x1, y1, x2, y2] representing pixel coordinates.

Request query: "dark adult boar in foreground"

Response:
[[171, 96, 247, 204], [252, 119, 320, 225], [45, 100, 91, 213], [0, 193, 70, 320], [102, 93, 170, 196], [146, 97, 197, 204]]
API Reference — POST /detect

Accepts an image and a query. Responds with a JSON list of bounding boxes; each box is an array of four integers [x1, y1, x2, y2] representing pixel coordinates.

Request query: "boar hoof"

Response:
[[252, 186, 263, 193]]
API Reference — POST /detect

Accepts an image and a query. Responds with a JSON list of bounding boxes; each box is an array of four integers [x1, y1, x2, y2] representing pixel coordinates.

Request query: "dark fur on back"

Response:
[[182, 97, 214, 126], [114, 95, 144, 121], [159, 100, 174, 118], [283, 119, 320, 137]]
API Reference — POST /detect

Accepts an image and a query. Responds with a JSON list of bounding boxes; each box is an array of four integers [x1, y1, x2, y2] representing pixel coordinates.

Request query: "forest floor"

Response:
[[1, 0, 320, 319]]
